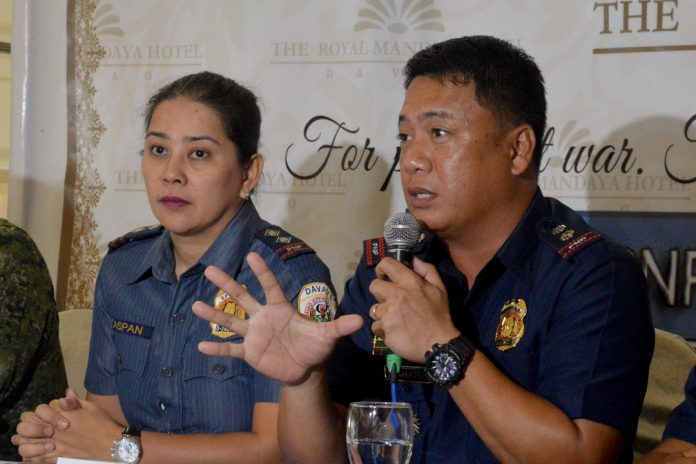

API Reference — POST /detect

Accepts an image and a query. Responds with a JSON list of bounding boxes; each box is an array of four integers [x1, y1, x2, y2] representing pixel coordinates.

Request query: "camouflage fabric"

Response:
[[0, 219, 67, 460]]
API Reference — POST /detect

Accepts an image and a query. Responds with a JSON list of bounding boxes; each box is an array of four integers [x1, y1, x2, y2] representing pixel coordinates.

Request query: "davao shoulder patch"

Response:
[[255, 227, 314, 261], [108, 225, 164, 251], [297, 281, 337, 322]]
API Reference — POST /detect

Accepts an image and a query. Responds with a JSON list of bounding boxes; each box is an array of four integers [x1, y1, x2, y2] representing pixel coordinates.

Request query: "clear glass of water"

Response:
[[346, 401, 414, 464]]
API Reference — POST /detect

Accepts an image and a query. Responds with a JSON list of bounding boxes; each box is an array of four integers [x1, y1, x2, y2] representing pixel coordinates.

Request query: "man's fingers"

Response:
[[413, 257, 446, 290], [371, 321, 385, 339], [246, 252, 289, 306], [198, 340, 245, 359], [192, 301, 248, 336], [34, 404, 69, 430], [203, 265, 261, 315], [374, 257, 396, 282], [375, 257, 445, 292]]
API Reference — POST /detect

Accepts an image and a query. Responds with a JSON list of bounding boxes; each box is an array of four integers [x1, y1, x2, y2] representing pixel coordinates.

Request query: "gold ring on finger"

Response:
[[369, 304, 379, 320]]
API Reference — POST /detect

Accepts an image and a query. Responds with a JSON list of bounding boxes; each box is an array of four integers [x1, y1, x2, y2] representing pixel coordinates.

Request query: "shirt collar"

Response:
[[122, 231, 174, 284], [199, 201, 265, 275], [495, 188, 548, 287], [126, 201, 264, 284]]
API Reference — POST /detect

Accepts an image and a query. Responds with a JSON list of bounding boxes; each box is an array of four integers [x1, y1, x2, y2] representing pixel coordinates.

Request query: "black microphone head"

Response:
[[384, 212, 421, 250]]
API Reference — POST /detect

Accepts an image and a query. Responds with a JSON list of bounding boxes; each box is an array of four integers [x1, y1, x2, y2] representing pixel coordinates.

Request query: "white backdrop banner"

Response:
[[16, 0, 696, 337]]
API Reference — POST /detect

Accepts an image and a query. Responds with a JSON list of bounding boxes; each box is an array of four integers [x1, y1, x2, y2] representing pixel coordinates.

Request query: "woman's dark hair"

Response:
[[144, 71, 261, 166], [404, 35, 547, 170]]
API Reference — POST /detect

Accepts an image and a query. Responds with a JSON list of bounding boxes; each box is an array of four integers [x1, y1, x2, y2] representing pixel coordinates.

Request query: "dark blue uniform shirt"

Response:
[[85, 201, 336, 433], [328, 191, 654, 464], [663, 366, 696, 444]]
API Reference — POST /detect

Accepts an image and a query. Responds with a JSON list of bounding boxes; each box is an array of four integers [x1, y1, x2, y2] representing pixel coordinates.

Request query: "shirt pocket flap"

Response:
[[115, 336, 151, 376], [182, 355, 250, 382]]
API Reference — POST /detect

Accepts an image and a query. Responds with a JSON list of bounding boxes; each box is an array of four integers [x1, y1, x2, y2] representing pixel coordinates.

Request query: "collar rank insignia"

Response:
[[255, 227, 314, 261], [108, 224, 163, 251], [298, 281, 337, 322], [543, 221, 602, 260], [495, 299, 528, 351], [210, 286, 247, 338]]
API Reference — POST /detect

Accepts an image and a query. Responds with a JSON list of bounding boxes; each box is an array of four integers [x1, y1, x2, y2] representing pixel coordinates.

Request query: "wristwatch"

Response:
[[424, 334, 475, 386], [111, 426, 142, 463]]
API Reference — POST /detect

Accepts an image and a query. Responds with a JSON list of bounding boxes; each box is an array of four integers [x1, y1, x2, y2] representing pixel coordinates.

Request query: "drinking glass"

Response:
[[346, 401, 414, 464]]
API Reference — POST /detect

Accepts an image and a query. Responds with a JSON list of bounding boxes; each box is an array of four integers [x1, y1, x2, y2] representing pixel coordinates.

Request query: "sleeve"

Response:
[[535, 244, 654, 437], [260, 245, 338, 321], [663, 366, 696, 444], [286, 254, 336, 316], [0, 227, 65, 404], [83, 263, 119, 395]]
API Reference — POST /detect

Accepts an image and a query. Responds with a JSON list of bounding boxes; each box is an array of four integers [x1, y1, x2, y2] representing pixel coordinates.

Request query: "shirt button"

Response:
[[160, 402, 166, 411], [212, 364, 226, 375], [172, 314, 184, 324], [161, 366, 174, 377]]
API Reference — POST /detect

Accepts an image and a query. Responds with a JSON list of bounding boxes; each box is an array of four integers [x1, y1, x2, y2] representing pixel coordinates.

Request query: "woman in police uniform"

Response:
[[15, 72, 336, 463]]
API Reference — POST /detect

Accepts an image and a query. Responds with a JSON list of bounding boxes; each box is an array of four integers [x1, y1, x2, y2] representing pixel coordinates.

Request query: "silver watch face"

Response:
[[115, 437, 142, 463]]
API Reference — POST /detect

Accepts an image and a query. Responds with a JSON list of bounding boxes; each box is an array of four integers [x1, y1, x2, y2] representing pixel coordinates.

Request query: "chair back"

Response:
[[634, 328, 696, 457], [58, 308, 93, 399]]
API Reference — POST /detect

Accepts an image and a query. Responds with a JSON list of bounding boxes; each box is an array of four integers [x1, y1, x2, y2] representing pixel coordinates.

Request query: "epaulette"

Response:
[[538, 220, 602, 260], [255, 226, 314, 261], [363, 232, 433, 267], [108, 225, 164, 251], [363, 237, 386, 268]]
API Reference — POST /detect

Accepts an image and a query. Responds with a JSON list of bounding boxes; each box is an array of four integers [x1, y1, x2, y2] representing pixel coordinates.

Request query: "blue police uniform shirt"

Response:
[[327, 191, 654, 464], [85, 201, 336, 433], [663, 366, 696, 444]]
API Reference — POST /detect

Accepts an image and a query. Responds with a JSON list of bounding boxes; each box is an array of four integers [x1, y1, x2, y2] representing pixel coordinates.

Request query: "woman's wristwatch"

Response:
[[111, 426, 142, 463]]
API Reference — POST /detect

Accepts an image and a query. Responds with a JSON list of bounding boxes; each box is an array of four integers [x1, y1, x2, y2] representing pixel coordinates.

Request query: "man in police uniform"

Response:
[[0, 219, 67, 461], [193, 36, 654, 463]]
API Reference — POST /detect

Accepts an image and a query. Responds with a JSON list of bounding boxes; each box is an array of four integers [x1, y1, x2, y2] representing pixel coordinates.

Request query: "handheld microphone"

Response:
[[381, 212, 421, 387], [383, 212, 421, 268]]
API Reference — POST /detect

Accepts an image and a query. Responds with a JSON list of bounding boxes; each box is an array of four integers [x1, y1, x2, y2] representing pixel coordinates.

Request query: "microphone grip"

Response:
[[387, 247, 414, 269]]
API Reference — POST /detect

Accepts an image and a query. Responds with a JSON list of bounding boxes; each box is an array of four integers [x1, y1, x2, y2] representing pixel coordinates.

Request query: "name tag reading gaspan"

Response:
[[111, 319, 154, 339]]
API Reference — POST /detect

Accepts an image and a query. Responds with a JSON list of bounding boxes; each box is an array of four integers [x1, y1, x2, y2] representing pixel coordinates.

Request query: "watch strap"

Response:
[[424, 334, 475, 386], [123, 426, 141, 437], [449, 334, 475, 367]]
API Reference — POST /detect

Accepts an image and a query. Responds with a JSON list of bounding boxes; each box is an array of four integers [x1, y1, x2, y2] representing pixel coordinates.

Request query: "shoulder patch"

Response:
[[108, 225, 164, 251], [538, 220, 602, 260], [297, 281, 337, 322], [364, 237, 386, 268], [255, 227, 315, 261]]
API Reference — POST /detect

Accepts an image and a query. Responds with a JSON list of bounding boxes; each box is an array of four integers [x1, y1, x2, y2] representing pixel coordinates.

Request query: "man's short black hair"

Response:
[[404, 35, 547, 169]]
